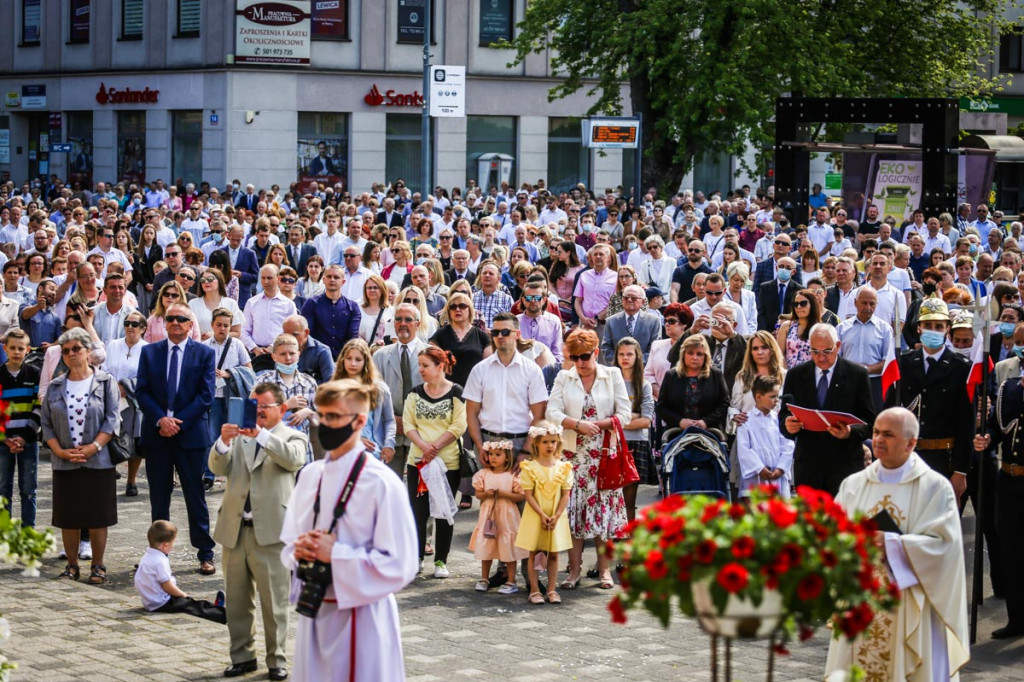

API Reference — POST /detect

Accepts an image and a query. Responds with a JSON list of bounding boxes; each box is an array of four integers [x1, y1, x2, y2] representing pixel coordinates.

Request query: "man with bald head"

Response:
[[282, 314, 334, 384], [837, 286, 893, 410]]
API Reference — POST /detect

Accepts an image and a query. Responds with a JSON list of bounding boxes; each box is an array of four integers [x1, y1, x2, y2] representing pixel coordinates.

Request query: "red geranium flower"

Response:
[[645, 550, 668, 580], [654, 494, 686, 513], [716, 562, 750, 594], [608, 595, 628, 624], [767, 499, 798, 528], [796, 573, 824, 600], [728, 503, 746, 520], [676, 555, 694, 582], [731, 536, 755, 560], [701, 500, 724, 523], [821, 549, 838, 568], [695, 539, 718, 563]]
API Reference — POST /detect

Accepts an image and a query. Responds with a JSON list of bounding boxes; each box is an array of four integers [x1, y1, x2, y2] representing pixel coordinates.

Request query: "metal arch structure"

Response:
[[774, 97, 960, 221]]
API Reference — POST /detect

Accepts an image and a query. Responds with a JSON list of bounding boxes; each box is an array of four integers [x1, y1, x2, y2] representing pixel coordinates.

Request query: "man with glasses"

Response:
[[517, 280, 563, 363], [136, 302, 218, 574], [300, 264, 361, 359], [691, 273, 748, 337], [181, 202, 209, 244], [780, 323, 876, 495], [971, 203, 999, 242], [756, 256, 798, 331], [601, 284, 662, 363], [87, 226, 134, 280], [372, 303, 426, 477], [175, 266, 200, 302], [670, 239, 712, 304], [338, 246, 371, 301]]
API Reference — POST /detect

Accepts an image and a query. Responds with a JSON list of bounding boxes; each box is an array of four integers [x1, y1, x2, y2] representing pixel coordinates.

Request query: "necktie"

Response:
[[626, 316, 635, 337], [817, 369, 829, 408], [713, 341, 726, 369], [926, 356, 936, 374], [401, 344, 412, 397], [244, 444, 261, 514], [779, 283, 786, 306], [168, 346, 180, 412], [293, 246, 299, 265]]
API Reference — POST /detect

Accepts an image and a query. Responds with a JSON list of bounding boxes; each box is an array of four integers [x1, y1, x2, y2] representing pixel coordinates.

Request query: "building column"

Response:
[[145, 109, 171, 184], [92, 109, 115, 185], [350, 112, 386, 193], [518, 116, 547, 190]]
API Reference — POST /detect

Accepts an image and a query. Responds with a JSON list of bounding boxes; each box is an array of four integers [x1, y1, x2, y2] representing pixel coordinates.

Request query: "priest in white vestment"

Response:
[[825, 407, 969, 682], [281, 380, 419, 682]]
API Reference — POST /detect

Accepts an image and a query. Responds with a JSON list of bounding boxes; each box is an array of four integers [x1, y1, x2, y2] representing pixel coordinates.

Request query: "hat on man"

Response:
[[950, 309, 973, 330], [918, 297, 951, 323]]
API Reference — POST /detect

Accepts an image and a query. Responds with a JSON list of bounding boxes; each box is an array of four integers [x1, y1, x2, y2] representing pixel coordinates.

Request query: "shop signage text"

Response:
[[95, 83, 160, 105], [364, 84, 424, 108]]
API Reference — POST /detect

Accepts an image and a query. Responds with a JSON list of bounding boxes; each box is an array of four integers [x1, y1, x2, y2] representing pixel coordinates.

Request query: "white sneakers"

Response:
[[433, 561, 450, 579], [497, 583, 519, 595], [78, 541, 92, 560]]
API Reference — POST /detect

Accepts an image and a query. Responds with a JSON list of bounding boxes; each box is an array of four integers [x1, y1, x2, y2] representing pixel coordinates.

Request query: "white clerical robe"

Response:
[[735, 409, 794, 497], [825, 453, 969, 682], [280, 444, 419, 682]]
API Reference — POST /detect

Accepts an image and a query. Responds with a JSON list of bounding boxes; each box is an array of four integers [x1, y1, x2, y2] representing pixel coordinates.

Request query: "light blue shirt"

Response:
[[837, 315, 893, 377]]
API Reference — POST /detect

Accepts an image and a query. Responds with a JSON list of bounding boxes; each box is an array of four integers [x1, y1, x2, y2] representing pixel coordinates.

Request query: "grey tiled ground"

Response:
[[0, 455, 1020, 680]]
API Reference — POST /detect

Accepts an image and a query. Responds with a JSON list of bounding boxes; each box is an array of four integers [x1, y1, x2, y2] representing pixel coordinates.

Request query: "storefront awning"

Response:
[[960, 134, 1024, 162]]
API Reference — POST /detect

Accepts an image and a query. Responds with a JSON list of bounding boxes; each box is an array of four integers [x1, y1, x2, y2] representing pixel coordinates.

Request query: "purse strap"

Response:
[[601, 416, 628, 457]]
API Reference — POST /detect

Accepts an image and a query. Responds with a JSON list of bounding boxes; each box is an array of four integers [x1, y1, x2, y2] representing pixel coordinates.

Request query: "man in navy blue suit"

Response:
[[136, 302, 218, 574], [223, 225, 260, 308]]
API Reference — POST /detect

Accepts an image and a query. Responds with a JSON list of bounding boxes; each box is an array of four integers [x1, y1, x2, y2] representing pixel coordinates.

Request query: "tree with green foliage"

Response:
[[508, 0, 1016, 196]]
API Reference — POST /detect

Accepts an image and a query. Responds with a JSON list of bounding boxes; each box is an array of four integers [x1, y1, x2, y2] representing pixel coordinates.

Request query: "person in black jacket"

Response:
[[780, 323, 876, 495], [656, 334, 730, 435]]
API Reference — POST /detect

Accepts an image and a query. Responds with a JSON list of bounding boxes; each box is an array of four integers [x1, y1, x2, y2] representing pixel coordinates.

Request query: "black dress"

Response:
[[429, 324, 492, 388], [655, 367, 730, 434]]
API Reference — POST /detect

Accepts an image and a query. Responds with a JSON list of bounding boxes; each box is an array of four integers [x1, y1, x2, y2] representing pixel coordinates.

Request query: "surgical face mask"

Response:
[[317, 418, 360, 452], [415, 257, 426, 266], [920, 329, 946, 350], [1000, 322, 1017, 337], [969, 244, 978, 256], [275, 361, 298, 375], [954, 345, 971, 357], [777, 269, 792, 283], [628, 242, 638, 251], [581, 223, 593, 234], [233, 183, 240, 190], [211, 233, 223, 243], [1014, 345, 1024, 359]]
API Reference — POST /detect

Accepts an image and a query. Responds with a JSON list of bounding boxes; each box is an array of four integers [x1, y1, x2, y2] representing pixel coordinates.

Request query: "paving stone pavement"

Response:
[[0, 455, 1021, 680]]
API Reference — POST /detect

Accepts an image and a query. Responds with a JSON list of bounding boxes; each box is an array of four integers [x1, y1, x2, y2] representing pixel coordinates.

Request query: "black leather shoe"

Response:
[[224, 660, 257, 677], [125, 483, 138, 497], [268, 668, 288, 680], [992, 623, 1024, 639]]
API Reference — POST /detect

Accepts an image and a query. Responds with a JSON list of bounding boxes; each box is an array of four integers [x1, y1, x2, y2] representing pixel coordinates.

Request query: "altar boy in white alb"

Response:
[[280, 380, 419, 682], [826, 407, 969, 682]]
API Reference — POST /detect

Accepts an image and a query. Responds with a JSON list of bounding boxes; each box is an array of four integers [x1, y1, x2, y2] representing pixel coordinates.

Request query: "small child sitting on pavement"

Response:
[[135, 520, 226, 624]]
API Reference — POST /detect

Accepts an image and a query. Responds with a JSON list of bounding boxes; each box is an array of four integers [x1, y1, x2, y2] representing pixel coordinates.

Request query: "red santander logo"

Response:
[[364, 84, 423, 108]]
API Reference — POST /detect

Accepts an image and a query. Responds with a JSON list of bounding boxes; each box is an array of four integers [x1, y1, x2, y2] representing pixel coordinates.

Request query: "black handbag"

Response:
[[107, 428, 133, 465], [458, 438, 481, 478]]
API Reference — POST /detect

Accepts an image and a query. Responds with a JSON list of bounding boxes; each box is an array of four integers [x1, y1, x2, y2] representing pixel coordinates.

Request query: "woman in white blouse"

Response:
[[724, 262, 757, 336], [189, 269, 242, 340], [635, 236, 676, 293], [101, 310, 149, 495], [358, 274, 394, 345]]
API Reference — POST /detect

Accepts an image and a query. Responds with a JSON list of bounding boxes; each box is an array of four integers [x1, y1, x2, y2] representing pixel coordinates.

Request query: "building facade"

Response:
[[0, 0, 632, 195]]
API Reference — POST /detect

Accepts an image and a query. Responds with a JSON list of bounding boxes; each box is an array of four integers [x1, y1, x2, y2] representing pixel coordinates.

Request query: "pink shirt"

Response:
[[573, 267, 618, 319]]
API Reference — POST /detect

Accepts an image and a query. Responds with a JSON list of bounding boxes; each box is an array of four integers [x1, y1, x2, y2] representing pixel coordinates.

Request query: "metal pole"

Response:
[[968, 305, 992, 644], [634, 113, 643, 208], [420, 0, 432, 196]]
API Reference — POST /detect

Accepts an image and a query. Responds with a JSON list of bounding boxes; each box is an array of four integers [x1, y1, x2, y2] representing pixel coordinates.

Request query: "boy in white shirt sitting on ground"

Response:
[[135, 520, 226, 624]]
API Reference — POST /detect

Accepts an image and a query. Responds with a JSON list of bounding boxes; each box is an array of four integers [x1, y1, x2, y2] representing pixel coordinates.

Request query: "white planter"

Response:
[[692, 578, 783, 639]]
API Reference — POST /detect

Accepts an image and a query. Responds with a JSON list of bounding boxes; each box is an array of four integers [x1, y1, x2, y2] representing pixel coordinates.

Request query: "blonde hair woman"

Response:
[[429, 292, 492, 387], [655, 334, 729, 434], [358, 274, 394, 345]]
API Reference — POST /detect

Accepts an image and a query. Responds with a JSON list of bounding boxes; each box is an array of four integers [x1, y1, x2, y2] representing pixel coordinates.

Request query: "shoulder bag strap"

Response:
[[217, 340, 232, 370], [369, 307, 386, 343]]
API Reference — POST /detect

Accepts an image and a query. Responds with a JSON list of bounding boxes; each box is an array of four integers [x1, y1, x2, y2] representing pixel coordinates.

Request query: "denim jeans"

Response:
[[0, 442, 39, 527]]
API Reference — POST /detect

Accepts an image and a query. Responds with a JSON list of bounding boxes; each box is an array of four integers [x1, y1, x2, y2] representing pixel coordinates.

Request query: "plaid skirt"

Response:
[[627, 439, 657, 485]]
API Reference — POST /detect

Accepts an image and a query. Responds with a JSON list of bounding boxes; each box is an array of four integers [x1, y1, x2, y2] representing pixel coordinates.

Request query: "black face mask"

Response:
[[317, 417, 360, 452], [922, 282, 937, 296]]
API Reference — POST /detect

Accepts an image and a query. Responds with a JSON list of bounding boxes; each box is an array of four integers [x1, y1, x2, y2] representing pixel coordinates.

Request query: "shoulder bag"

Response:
[[597, 416, 640, 490]]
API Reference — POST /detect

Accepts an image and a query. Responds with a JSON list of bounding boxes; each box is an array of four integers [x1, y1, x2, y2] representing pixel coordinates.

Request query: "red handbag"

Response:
[[597, 416, 640, 490]]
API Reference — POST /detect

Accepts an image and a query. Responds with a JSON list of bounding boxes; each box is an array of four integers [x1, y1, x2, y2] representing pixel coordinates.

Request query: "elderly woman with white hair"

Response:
[[636, 235, 676, 293], [725, 261, 757, 335]]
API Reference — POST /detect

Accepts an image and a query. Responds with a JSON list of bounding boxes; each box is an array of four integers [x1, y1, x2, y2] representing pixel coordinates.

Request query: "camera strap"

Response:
[[312, 451, 367, 535]]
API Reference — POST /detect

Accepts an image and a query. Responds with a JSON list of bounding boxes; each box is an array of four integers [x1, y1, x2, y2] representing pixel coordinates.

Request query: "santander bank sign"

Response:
[[364, 84, 423, 108]]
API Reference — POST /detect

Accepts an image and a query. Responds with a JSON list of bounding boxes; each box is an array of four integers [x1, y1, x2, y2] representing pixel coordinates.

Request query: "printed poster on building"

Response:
[[868, 159, 922, 223], [235, 1, 311, 65]]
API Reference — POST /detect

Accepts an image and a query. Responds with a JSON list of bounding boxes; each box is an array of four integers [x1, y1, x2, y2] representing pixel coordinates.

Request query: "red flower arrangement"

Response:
[[608, 485, 899, 646]]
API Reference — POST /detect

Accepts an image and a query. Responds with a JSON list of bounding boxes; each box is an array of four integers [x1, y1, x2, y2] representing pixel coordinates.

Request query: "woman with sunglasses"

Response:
[[775, 288, 822, 369], [189, 268, 242, 340], [277, 265, 305, 310], [655, 334, 730, 437], [101, 310, 149, 496], [145, 281, 200, 343], [382, 241, 414, 287], [546, 328, 631, 590], [430, 292, 492, 388], [435, 230, 455, 271]]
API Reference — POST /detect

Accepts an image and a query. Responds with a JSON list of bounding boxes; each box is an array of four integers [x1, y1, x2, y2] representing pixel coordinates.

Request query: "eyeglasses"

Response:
[[664, 318, 680, 326], [200, 276, 216, 284], [490, 328, 515, 337], [449, 303, 469, 311], [394, 316, 418, 323], [177, 273, 195, 282], [777, 265, 794, 271], [523, 295, 544, 302], [704, 289, 724, 297], [124, 320, 143, 328], [161, 292, 180, 299], [793, 300, 810, 308], [61, 345, 85, 355], [165, 315, 190, 324], [256, 403, 281, 411], [343, 253, 360, 259], [810, 347, 837, 356], [623, 295, 644, 301], [569, 352, 594, 362], [279, 277, 296, 284]]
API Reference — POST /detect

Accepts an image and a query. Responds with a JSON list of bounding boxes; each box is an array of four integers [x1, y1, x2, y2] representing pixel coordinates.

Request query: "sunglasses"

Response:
[[165, 252, 181, 258], [449, 303, 469, 311], [124, 320, 143, 328], [343, 253, 360, 259], [687, 248, 703, 254], [704, 290, 724, 297], [200, 276, 216, 284], [61, 345, 85, 355], [664, 318, 680, 325], [404, 298, 420, 305], [280, 276, 297, 284], [569, 352, 594, 362], [440, 235, 452, 240], [490, 329, 515, 337], [162, 292, 180, 299], [178, 274, 195, 281], [793, 300, 810, 308], [165, 315, 190, 324], [394, 316, 417, 323], [101, 233, 114, 239]]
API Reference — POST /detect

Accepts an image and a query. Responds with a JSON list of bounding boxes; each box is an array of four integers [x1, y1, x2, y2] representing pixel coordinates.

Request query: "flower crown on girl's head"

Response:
[[528, 422, 563, 439], [481, 440, 514, 451]]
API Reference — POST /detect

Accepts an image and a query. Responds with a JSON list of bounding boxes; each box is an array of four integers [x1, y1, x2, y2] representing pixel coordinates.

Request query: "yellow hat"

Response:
[[918, 297, 950, 323], [950, 309, 973, 330]]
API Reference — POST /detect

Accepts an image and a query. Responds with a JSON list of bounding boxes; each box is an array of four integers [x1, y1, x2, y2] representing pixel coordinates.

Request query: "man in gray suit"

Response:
[[600, 284, 662, 363], [371, 303, 426, 478], [209, 382, 308, 681]]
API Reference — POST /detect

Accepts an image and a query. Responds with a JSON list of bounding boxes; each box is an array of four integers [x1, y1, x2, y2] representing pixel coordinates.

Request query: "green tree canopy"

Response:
[[509, 0, 1016, 195]]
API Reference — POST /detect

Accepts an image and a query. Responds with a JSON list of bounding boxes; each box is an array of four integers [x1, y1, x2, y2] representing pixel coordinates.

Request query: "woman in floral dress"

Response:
[[546, 329, 632, 589], [775, 289, 822, 369]]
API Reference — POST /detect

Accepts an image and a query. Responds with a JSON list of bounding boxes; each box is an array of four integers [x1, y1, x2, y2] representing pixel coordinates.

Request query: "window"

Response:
[[172, 111, 202, 186], [298, 112, 349, 189], [466, 116, 516, 192], [312, 0, 349, 40], [1000, 33, 1024, 73], [386, 114, 434, 192], [121, 0, 144, 40], [479, 0, 513, 46], [548, 118, 589, 194], [22, 0, 41, 46], [66, 112, 94, 187], [176, 0, 200, 38], [69, 0, 90, 43], [117, 111, 146, 184], [397, 0, 435, 44]]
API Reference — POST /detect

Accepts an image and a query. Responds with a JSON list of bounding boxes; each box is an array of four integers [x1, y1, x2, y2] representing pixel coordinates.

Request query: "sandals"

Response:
[[424, 542, 434, 556], [60, 563, 80, 580], [560, 568, 581, 590], [528, 591, 545, 605], [474, 579, 490, 592], [88, 564, 106, 585], [599, 570, 615, 589], [547, 591, 562, 604]]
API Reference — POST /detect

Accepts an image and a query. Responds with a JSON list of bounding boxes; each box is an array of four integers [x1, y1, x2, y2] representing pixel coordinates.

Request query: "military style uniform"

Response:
[[983, 377, 1024, 634]]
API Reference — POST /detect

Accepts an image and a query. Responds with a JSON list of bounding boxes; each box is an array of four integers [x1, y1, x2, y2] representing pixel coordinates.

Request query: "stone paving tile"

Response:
[[0, 457, 1020, 680]]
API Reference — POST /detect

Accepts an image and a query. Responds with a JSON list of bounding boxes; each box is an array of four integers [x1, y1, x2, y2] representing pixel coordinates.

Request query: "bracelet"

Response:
[[92, 441, 102, 453]]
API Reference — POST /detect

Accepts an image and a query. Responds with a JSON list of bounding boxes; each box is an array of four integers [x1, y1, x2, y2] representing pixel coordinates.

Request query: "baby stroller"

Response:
[[661, 426, 731, 500]]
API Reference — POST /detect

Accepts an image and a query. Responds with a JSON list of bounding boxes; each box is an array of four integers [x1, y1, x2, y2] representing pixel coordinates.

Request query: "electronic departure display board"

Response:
[[581, 118, 640, 149]]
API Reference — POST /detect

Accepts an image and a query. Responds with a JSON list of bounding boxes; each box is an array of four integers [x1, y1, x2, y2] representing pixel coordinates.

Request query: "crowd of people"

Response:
[[0, 173, 1020, 678]]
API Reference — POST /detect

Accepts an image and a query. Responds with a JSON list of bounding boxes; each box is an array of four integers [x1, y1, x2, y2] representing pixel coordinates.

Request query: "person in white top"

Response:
[[180, 203, 210, 244], [280, 380, 418, 682], [312, 213, 344, 266], [636, 236, 675, 293], [852, 252, 907, 330], [190, 269, 243, 339]]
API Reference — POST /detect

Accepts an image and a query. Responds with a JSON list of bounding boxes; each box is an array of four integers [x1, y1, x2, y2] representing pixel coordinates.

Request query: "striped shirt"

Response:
[[0, 363, 41, 442]]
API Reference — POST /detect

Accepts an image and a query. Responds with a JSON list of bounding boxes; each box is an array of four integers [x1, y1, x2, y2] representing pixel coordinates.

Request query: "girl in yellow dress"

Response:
[[515, 421, 573, 605]]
